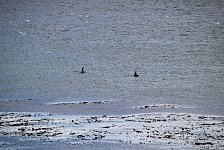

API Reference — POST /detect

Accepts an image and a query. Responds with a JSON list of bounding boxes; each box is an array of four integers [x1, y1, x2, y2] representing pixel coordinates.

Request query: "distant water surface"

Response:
[[0, 0, 223, 111]]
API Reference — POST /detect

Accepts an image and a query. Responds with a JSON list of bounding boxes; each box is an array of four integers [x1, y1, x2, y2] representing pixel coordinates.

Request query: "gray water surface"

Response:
[[0, 0, 224, 111]]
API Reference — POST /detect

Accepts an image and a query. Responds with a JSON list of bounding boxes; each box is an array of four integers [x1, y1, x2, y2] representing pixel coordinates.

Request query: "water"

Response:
[[0, 0, 224, 111]]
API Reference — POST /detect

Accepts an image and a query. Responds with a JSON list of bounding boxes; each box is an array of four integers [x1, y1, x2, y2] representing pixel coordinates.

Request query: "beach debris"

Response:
[[50, 100, 112, 105], [135, 104, 187, 109], [86, 116, 101, 123], [0, 112, 223, 149]]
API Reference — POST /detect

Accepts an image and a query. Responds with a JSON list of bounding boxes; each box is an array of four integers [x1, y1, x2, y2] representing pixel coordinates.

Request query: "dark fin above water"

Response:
[[80, 67, 85, 74], [134, 71, 139, 77]]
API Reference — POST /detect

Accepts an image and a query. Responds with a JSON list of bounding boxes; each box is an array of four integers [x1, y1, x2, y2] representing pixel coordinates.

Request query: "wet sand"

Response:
[[0, 111, 224, 149], [0, 100, 224, 149]]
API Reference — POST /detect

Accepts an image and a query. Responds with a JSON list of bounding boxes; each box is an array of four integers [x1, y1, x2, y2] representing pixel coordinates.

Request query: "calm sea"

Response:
[[0, 0, 223, 113]]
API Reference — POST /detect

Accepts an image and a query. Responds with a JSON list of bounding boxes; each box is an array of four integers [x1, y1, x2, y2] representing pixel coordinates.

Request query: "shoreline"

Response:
[[1, 112, 224, 149], [0, 99, 224, 116], [1, 100, 224, 149]]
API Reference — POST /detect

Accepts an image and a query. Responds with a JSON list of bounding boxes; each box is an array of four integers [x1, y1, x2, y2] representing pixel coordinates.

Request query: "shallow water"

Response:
[[0, 0, 224, 111]]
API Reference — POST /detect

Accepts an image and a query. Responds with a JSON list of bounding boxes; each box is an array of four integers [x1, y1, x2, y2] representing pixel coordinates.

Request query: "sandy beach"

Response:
[[1, 0, 224, 149]]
